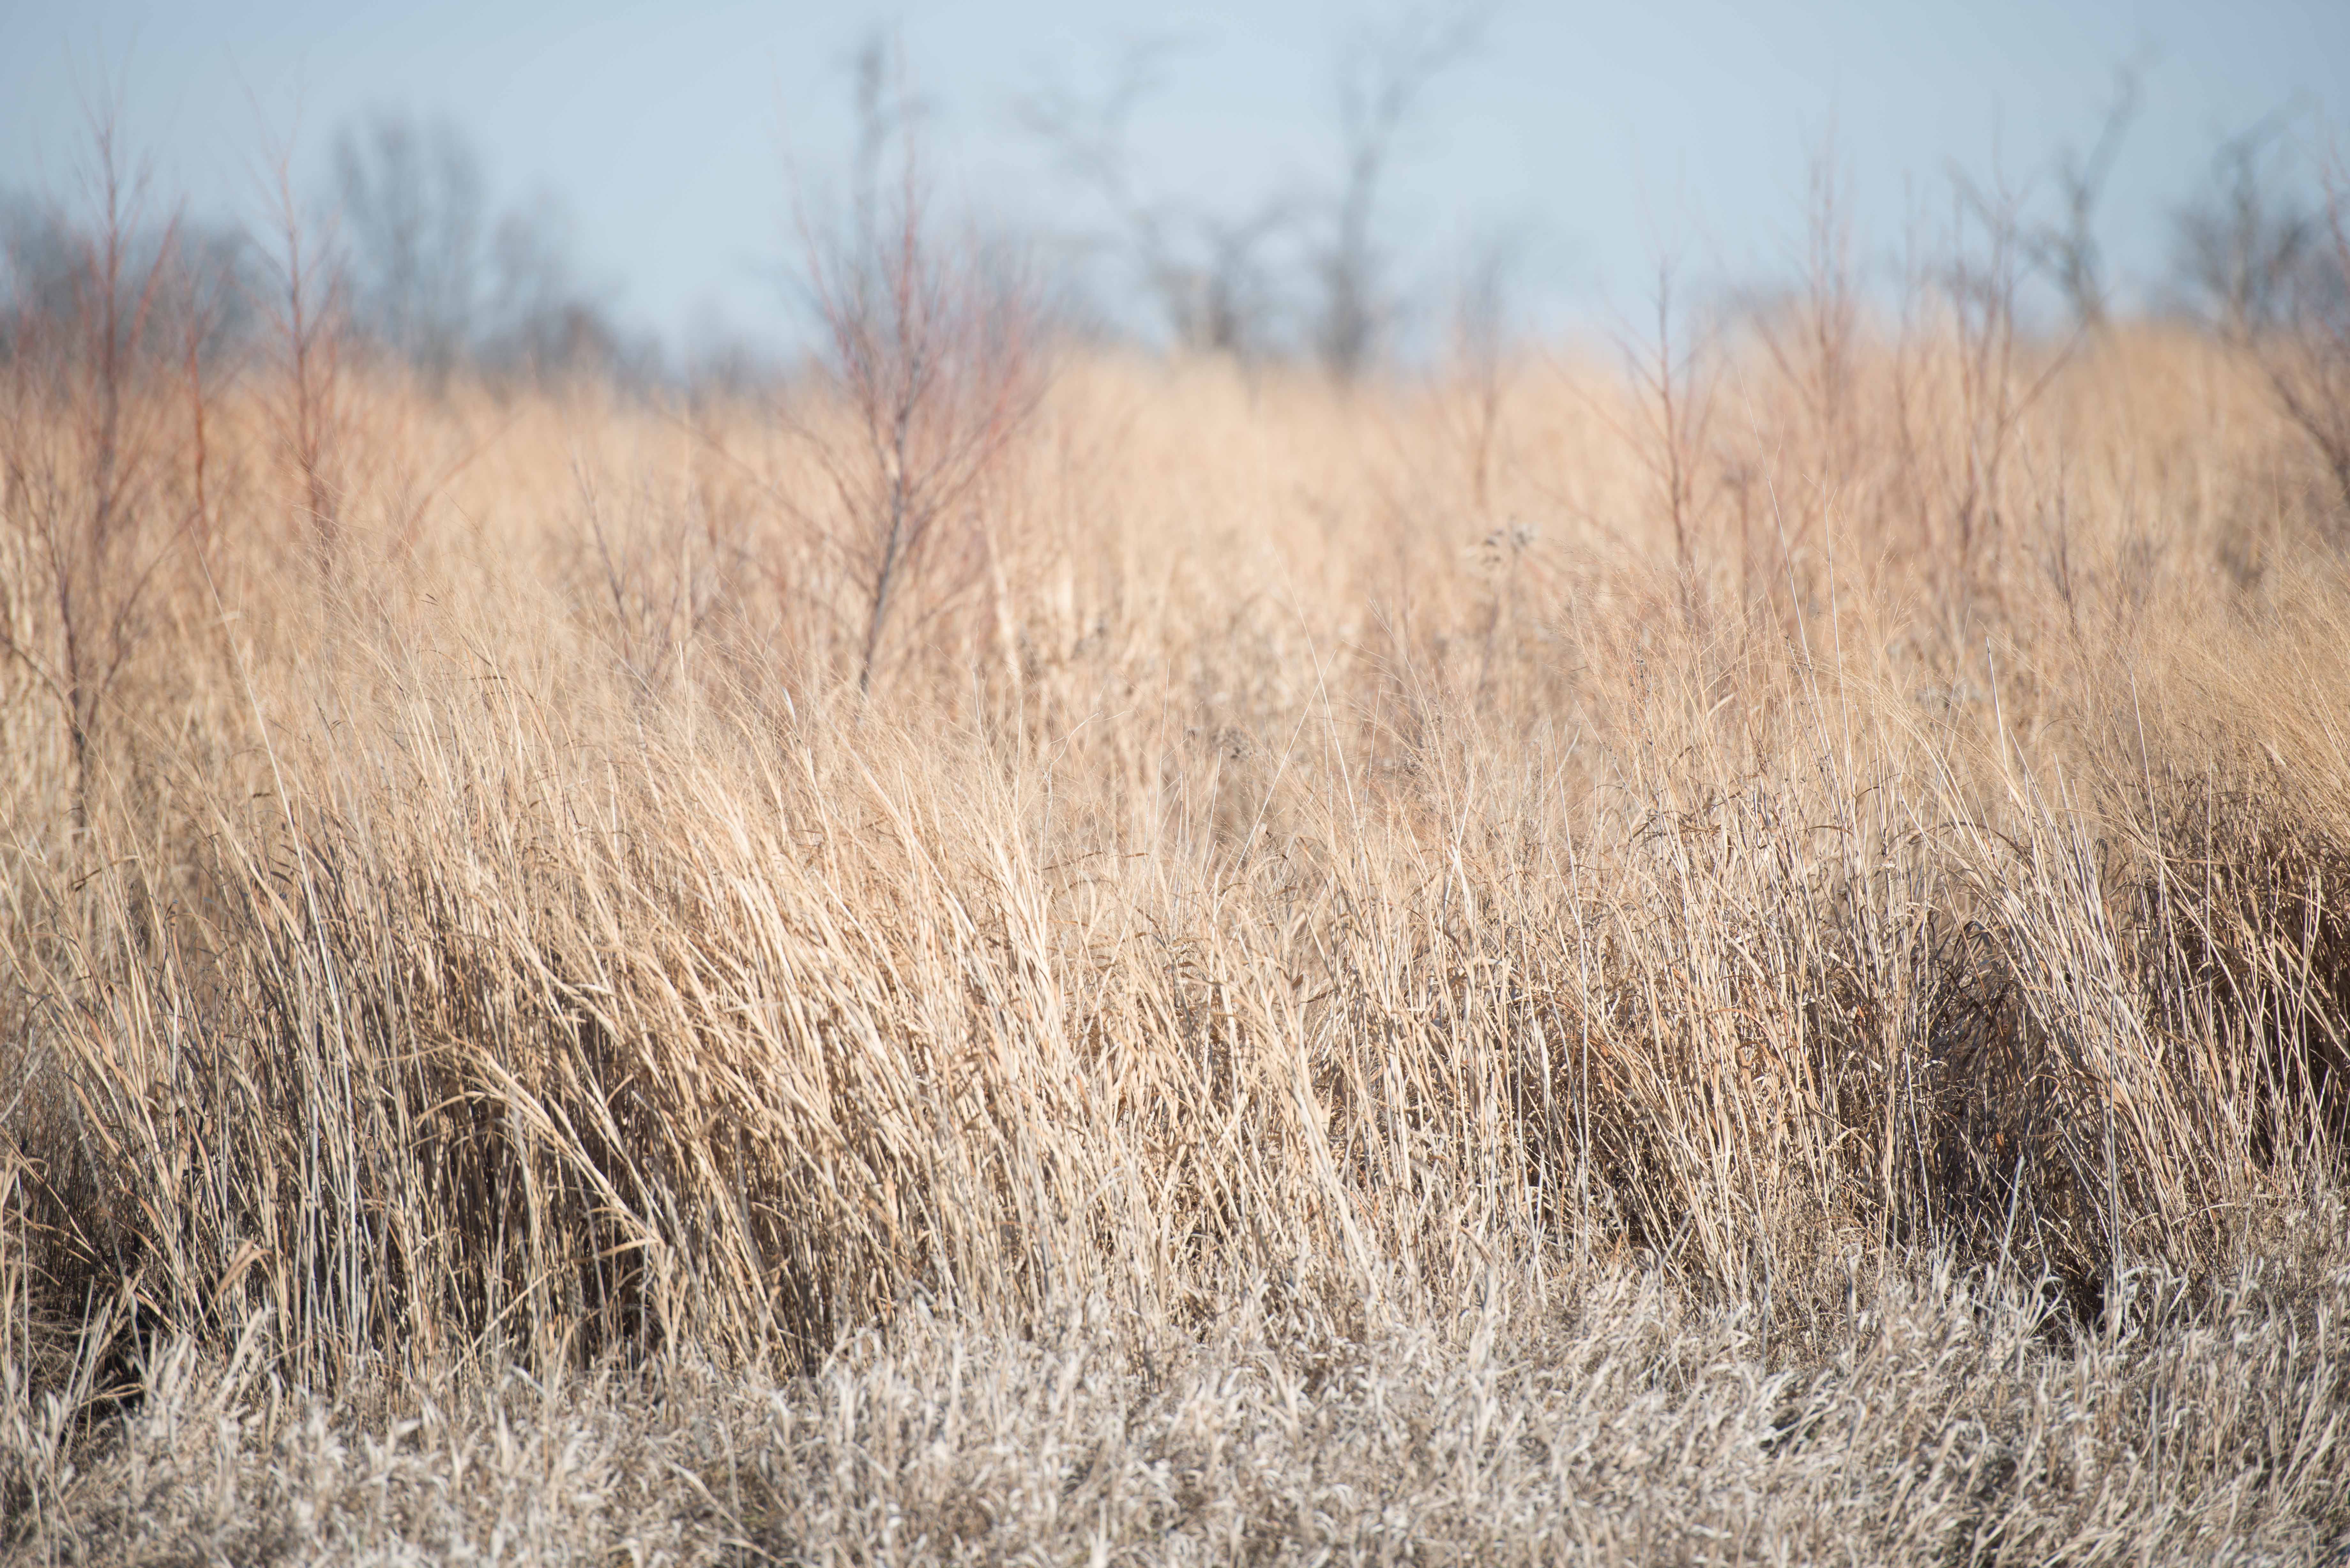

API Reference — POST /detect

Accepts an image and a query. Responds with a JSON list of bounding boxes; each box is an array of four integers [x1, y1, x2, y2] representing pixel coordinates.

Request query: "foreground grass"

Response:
[[4, 325, 2349, 1560], [39, 1240, 2350, 1565]]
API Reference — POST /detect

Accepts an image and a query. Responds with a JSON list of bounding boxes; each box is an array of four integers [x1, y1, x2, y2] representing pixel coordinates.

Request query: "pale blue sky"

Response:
[[2, 0, 2344, 354]]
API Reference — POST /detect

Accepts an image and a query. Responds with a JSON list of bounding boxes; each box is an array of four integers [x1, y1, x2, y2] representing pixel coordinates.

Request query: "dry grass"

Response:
[[3, 310, 2349, 1562], [32, 1240, 2350, 1565]]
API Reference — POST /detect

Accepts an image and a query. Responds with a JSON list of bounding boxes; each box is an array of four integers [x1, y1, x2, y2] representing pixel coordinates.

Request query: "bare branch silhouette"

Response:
[[1022, 41, 1297, 357], [2019, 61, 2144, 328], [1315, 1, 1492, 381], [2170, 111, 2315, 333]]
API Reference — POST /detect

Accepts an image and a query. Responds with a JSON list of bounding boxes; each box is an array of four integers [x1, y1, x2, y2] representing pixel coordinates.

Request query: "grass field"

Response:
[[4, 283, 2349, 1561]]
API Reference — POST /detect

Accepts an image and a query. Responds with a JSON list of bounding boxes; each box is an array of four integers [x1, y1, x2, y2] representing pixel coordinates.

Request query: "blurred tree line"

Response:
[[328, 111, 649, 386], [2, 20, 2346, 399], [1, 106, 653, 392]]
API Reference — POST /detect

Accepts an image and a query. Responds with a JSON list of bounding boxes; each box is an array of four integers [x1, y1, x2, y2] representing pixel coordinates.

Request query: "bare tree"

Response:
[[2020, 62, 2142, 329], [799, 40, 1047, 696], [332, 109, 616, 386], [479, 192, 634, 381], [333, 110, 486, 383], [1021, 43, 1296, 357], [0, 192, 80, 349], [1315, 2, 1490, 381], [3, 189, 252, 369], [2256, 153, 2350, 515], [2171, 114, 2315, 334], [2159, 116, 2350, 515]]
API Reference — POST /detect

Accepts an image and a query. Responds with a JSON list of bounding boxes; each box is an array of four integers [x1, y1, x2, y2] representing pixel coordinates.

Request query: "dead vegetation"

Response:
[[4, 152, 2350, 1559]]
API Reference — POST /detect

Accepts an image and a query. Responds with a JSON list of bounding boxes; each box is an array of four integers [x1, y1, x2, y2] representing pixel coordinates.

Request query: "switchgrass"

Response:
[[3, 320, 2348, 1562]]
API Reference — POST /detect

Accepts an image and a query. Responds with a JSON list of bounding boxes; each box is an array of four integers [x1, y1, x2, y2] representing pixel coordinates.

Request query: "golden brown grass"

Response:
[[3, 315, 2348, 1562]]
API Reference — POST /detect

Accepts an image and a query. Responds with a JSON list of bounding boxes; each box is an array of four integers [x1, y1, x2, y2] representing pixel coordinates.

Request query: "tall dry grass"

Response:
[[3, 296, 2348, 1558]]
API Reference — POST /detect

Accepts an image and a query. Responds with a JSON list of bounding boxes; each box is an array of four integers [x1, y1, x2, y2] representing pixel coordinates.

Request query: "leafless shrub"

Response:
[[796, 45, 1047, 696], [0, 108, 201, 836], [1622, 263, 1717, 626], [257, 135, 350, 583], [1896, 166, 2077, 613], [1736, 149, 1863, 620]]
